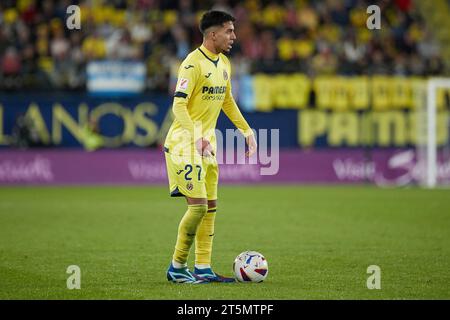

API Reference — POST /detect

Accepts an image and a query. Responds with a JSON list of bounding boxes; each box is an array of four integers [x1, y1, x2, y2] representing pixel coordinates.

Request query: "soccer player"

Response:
[[164, 10, 257, 283]]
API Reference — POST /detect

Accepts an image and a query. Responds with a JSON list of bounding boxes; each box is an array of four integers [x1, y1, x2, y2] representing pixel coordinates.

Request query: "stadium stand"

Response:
[[0, 0, 447, 92]]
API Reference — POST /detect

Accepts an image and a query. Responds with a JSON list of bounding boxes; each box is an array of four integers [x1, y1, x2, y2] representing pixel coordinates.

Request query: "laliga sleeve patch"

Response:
[[178, 78, 189, 91]]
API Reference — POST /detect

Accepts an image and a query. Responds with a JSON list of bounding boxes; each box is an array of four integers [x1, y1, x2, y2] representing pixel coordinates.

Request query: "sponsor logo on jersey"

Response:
[[201, 86, 226, 94]]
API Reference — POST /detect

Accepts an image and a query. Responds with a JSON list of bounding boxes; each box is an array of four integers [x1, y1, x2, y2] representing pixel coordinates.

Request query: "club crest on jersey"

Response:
[[178, 78, 189, 91], [223, 70, 228, 80], [186, 182, 194, 191]]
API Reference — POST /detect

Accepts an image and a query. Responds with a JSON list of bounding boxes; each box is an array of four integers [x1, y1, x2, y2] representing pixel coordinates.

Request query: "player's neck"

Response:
[[201, 41, 219, 57]]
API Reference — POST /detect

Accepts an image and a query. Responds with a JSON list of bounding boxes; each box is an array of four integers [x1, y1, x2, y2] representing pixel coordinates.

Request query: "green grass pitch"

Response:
[[0, 185, 449, 299]]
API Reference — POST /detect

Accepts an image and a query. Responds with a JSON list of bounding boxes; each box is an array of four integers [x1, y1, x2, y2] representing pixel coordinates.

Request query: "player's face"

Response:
[[213, 21, 236, 53]]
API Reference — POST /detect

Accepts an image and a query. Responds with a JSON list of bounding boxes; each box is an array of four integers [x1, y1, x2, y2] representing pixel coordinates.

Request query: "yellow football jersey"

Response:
[[164, 44, 252, 156]]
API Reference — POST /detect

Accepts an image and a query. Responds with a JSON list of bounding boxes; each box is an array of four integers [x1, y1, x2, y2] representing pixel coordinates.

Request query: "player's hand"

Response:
[[245, 134, 257, 158], [196, 138, 214, 157]]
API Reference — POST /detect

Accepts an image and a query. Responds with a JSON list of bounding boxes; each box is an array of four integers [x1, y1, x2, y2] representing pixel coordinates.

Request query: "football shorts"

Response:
[[164, 147, 218, 200]]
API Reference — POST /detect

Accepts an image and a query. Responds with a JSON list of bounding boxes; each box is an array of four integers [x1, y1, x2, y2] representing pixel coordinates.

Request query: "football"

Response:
[[233, 251, 268, 282]]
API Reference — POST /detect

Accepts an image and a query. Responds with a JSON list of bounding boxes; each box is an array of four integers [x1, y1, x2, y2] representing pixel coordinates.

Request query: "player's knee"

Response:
[[188, 203, 208, 218]]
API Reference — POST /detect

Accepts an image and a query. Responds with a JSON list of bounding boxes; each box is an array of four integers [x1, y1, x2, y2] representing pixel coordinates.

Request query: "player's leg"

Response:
[[194, 199, 217, 268], [172, 196, 208, 267], [194, 159, 235, 282], [194, 158, 218, 269], [167, 196, 210, 284], [164, 152, 209, 283]]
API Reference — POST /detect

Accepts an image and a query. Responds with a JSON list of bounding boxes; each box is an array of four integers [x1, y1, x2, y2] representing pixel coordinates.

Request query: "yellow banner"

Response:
[[252, 74, 450, 111], [298, 110, 449, 147]]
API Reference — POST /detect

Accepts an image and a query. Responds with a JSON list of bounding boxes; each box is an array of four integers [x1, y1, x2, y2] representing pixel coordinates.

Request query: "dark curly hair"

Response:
[[199, 10, 235, 35]]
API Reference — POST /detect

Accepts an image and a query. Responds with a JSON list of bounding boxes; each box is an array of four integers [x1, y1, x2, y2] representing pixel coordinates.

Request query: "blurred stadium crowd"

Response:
[[0, 0, 446, 92]]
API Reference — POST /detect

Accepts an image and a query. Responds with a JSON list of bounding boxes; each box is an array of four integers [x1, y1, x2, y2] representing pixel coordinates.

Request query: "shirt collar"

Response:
[[200, 44, 219, 60]]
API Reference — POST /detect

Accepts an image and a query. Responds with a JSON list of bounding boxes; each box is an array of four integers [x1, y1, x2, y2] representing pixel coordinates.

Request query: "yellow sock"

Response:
[[195, 206, 216, 266], [173, 204, 208, 265]]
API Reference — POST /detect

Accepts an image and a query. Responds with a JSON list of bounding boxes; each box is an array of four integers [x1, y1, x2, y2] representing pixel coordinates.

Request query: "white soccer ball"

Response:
[[233, 251, 268, 282]]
